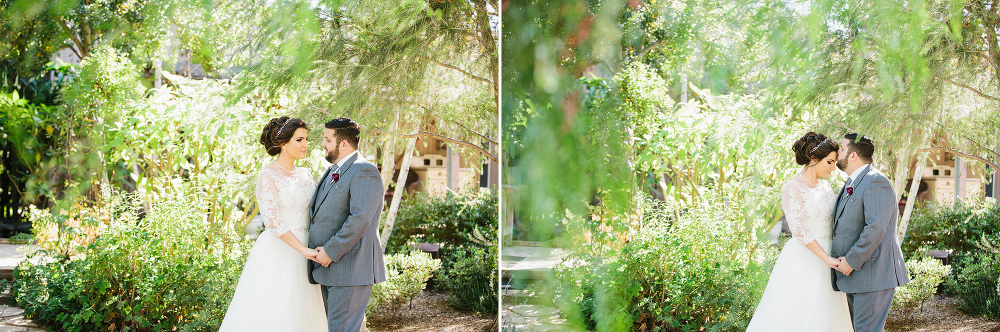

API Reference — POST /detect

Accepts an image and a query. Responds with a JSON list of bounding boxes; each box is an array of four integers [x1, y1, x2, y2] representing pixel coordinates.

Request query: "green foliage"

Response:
[[386, 189, 498, 253], [547, 196, 778, 331], [440, 245, 498, 316], [10, 190, 250, 332], [947, 250, 1000, 318], [891, 257, 952, 318], [60, 46, 143, 115], [902, 199, 1000, 260], [0, 89, 67, 205], [614, 62, 673, 133], [0, 0, 196, 78], [384, 189, 498, 315], [8, 232, 32, 244], [628, 81, 811, 228], [367, 250, 442, 317]]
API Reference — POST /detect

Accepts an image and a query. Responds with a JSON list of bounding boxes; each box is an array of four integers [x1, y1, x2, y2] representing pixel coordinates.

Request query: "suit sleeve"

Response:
[[324, 164, 383, 263], [844, 176, 895, 270]]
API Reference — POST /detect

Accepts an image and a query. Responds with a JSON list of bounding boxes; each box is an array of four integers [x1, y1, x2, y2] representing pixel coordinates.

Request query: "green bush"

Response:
[[385, 189, 499, 315], [367, 251, 442, 316], [902, 199, 1000, 259], [440, 245, 498, 315], [947, 250, 1000, 318], [548, 197, 778, 331], [386, 189, 498, 253], [891, 257, 952, 318], [10, 191, 249, 332]]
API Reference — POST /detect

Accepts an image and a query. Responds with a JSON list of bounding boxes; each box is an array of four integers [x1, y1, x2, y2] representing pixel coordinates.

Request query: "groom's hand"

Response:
[[316, 247, 333, 267], [837, 257, 853, 276]]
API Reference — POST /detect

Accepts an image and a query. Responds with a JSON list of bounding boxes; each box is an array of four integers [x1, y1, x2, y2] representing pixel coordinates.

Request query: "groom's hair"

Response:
[[844, 133, 874, 162], [325, 118, 361, 149]]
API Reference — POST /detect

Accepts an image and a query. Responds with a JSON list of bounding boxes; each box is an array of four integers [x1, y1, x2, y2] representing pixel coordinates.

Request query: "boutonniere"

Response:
[[846, 187, 854, 196], [329, 173, 340, 185]]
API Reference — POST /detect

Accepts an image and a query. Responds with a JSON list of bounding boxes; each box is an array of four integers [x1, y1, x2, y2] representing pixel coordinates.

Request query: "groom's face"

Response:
[[322, 128, 342, 163], [836, 139, 851, 171]]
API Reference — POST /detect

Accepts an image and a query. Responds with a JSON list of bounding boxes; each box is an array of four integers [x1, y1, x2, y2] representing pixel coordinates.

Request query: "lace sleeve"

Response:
[[256, 169, 290, 238], [781, 181, 816, 246]]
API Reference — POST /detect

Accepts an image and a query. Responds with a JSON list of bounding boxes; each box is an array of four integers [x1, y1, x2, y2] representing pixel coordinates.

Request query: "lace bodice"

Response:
[[256, 167, 317, 238], [781, 175, 837, 246]]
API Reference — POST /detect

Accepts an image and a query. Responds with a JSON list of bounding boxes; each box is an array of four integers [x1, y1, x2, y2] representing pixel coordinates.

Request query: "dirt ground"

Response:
[[367, 291, 497, 332], [886, 295, 1000, 332]]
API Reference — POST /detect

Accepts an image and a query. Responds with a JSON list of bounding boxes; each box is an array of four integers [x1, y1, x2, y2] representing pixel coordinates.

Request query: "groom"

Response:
[[830, 133, 909, 332], [308, 118, 387, 332]]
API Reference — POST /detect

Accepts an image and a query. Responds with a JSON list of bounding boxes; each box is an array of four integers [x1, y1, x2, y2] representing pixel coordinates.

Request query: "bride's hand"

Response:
[[300, 248, 319, 260], [824, 256, 840, 269]]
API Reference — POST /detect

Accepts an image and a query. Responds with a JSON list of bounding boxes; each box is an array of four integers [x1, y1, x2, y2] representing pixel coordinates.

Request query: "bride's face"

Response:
[[812, 151, 838, 179], [281, 128, 310, 160]]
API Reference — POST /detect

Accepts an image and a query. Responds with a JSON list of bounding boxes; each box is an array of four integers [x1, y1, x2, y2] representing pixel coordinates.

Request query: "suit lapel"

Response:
[[311, 166, 334, 218], [314, 153, 361, 212], [832, 180, 849, 229], [835, 165, 873, 223]]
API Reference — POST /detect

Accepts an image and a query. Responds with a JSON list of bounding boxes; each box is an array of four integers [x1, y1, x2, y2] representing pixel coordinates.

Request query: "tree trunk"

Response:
[[893, 154, 909, 202], [81, 20, 92, 58], [892, 139, 912, 202], [380, 114, 399, 193], [380, 123, 418, 251], [898, 152, 928, 243]]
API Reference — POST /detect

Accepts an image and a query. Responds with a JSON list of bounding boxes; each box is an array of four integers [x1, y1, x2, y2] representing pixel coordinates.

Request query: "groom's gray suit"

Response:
[[831, 164, 909, 332], [308, 152, 387, 332]]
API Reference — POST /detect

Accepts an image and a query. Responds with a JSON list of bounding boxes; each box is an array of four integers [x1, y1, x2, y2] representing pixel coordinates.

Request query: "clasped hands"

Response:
[[825, 256, 854, 276], [299, 247, 334, 267]]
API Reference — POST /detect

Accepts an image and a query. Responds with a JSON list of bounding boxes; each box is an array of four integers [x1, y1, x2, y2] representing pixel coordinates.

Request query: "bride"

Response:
[[746, 132, 854, 331], [219, 116, 328, 331]]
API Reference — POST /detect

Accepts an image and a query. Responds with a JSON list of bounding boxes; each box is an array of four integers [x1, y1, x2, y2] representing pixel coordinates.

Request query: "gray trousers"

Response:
[[846, 288, 895, 332], [321, 284, 373, 332]]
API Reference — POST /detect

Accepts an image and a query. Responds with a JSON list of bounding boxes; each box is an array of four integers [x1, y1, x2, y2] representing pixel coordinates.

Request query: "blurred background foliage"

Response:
[[504, 0, 1000, 330]]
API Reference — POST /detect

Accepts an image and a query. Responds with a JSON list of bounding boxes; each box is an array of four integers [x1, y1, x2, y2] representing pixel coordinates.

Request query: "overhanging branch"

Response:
[[942, 77, 1000, 103], [56, 20, 84, 60], [448, 119, 498, 146], [372, 129, 497, 163], [917, 146, 1000, 171], [417, 55, 496, 90]]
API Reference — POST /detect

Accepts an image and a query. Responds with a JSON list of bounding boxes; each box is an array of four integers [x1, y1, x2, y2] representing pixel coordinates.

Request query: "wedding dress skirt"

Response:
[[745, 237, 854, 332], [219, 167, 327, 332]]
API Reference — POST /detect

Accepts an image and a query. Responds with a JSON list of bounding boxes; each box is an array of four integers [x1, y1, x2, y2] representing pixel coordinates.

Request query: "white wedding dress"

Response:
[[746, 175, 854, 332], [219, 167, 328, 332]]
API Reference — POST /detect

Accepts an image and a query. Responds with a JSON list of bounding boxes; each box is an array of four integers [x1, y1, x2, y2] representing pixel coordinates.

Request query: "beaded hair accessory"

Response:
[[274, 120, 289, 140], [809, 138, 831, 154]]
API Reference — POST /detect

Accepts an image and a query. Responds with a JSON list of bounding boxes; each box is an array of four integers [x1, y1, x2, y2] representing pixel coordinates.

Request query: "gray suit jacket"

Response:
[[308, 153, 387, 287], [831, 165, 909, 293]]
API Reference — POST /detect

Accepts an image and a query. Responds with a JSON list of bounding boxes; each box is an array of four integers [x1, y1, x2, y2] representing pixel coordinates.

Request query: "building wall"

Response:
[[909, 151, 991, 205], [394, 137, 492, 195]]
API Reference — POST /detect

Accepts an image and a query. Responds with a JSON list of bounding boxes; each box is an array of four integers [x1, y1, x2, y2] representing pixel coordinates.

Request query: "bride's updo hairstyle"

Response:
[[260, 116, 309, 156], [792, 131, 840, 166]]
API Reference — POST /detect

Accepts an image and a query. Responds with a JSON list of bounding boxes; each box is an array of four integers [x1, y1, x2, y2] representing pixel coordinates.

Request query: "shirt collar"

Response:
[[334, 150, 359, 171], [847, 163, 871, 184]]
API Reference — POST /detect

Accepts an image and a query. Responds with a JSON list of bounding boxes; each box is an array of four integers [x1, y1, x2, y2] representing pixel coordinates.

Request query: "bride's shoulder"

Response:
[[781, 177, 802, 190]]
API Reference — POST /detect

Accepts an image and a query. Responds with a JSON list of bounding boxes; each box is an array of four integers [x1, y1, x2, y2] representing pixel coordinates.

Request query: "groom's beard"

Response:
[[325, 148, 340, 164], [836, 157, 848, 171]]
